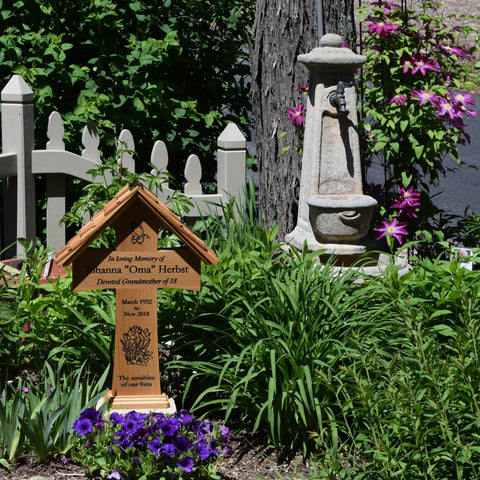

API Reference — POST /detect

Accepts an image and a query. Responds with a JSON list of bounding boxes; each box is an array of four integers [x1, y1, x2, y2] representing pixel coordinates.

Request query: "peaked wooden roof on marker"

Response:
[[55, 184, 218, 267]]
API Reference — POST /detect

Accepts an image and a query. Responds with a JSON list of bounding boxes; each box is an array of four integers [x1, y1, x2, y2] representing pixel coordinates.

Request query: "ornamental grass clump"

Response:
[[72, 408, 232, 480]]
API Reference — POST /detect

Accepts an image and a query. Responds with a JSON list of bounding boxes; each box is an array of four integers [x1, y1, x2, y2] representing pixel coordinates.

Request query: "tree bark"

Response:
[[251, 0, 356, 239], [322, 0, 357, 49]]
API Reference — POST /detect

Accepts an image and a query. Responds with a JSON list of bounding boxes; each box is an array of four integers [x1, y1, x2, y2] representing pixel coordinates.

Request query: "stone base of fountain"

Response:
[[285, 194, 377, 259]]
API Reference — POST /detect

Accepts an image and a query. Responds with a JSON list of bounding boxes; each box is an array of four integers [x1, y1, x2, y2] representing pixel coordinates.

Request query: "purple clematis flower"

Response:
[[286, 103, 306, 126], [374, 218, 409, 245]]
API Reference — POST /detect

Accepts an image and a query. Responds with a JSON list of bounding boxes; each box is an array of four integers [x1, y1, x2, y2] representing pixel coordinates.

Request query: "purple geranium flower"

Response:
[[222, 444, 234, 457], [199, 420, 214, 436], [177, 455, 195, 473], [109, 412, 125, 425], [175, 409, 194, 426], [107, 465, 122, 480], [209, 439, 219, 457], [73, 417, 93, 436], [79, 408, 101, 421], [123, 418, 141, 434], [219, 425, 231, 444], [125, 411, 146, 425], [161, 442, 175, 457], [148, 438, 163, 456]]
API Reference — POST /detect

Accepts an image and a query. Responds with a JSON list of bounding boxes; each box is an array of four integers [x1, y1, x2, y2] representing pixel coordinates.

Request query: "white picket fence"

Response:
[[0, 75, 247, 256]]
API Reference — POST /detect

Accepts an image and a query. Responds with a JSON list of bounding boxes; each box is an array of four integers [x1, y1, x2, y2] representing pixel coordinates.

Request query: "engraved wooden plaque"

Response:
[[55, 185, 217, 412]]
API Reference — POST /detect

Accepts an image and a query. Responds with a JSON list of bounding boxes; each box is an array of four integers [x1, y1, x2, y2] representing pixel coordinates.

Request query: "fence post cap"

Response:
[[1, 75, 34, 103], [218, 123, 246, 150]]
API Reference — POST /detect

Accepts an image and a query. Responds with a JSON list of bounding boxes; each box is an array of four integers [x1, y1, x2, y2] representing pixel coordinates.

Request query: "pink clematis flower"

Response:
[[286, 103, 306, 126], [390, 94, 407, 106], [374, 218, 409, 245], [393, 187, 421, 207], [370, 1, 401, 14], [411, 55, 439, 75], [401, 56, 413, 73], [437, 44, 473, 60], [368, 21, 399, 39], [452, 91, 476, 108], [437, 98, 462, 120], [391, 187, 421, 218], [295, 86, 308, 93], [410, 90, 440, 107]]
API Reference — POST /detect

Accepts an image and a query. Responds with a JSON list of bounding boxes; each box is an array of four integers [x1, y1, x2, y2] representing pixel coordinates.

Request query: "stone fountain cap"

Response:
[[298, 34, 366, 72]]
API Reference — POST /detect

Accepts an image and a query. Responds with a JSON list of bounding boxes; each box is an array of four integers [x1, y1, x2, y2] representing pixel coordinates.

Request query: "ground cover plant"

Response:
[[71, 408, 232, 480]]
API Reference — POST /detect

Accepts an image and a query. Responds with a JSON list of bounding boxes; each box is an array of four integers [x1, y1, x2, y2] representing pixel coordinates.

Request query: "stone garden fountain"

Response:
[[285, 33, 377, 265]]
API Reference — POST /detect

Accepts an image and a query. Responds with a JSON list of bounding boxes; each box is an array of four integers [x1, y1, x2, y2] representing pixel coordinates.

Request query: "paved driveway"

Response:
[[431, 93, 480, 217]]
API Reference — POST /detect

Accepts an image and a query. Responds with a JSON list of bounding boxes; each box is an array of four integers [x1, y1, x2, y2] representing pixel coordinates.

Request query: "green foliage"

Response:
[[0, 240, 116, 380], [3, 181, 480, 476], [0, 0, 254, 177], [0, 362, 108, 465], [60, 157, 193, 248], [359, 1, 480, 226], [312, 254, 480, 479], [157, 189, 365, 457], [0, 387, 24, 465]]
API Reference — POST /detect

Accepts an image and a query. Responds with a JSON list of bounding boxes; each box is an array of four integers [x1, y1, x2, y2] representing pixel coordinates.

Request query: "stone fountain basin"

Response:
[[307, 194, 377, 243]]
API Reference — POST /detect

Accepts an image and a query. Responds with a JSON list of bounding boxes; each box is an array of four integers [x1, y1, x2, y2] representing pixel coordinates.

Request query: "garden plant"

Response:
[[1, 0, 480, 479], [71, 408, 232, 480]]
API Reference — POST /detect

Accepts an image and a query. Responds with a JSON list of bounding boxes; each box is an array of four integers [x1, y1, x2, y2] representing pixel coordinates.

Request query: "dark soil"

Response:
[[0, 436, 314, 480]]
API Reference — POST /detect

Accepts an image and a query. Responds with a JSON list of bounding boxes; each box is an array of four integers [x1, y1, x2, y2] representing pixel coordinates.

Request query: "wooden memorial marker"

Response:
[[55, 184, 218, 411]]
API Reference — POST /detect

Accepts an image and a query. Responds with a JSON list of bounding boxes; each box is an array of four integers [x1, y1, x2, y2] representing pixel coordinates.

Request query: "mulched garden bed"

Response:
[[0, 435, 315, 480]]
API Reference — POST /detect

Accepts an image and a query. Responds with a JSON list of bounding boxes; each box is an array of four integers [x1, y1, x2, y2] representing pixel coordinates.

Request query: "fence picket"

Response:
[[117, 129, 135, 172], [46, 112, 65, 150], [0, 75, 247, 256], [184, 154, 202, 195]]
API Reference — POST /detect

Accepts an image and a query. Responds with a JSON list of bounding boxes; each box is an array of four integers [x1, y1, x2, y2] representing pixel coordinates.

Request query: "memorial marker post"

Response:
[[56, 184, 218, 412]]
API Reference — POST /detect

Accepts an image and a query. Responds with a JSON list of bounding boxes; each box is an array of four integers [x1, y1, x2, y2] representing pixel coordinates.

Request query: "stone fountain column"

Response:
[[285, 34, 377, 262]]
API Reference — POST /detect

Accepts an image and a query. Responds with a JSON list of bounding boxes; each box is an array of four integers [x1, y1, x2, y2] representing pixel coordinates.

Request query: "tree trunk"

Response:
[[251, 0, 356, 239], [322, 0, 357, 49]]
